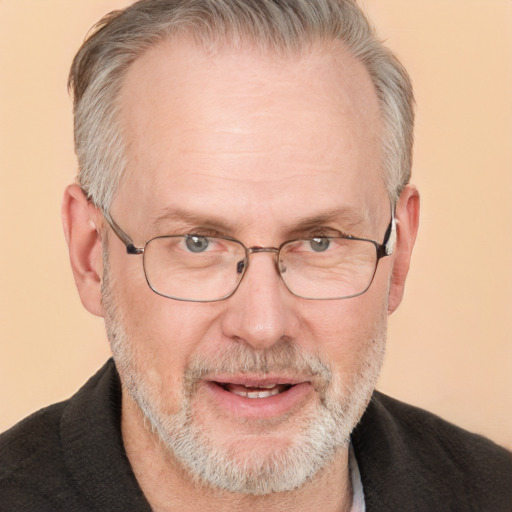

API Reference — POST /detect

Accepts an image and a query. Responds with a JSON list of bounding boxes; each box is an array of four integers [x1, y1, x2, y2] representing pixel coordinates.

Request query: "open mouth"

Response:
[[217, 382, 293, 399], [205, 379, 313, 418]]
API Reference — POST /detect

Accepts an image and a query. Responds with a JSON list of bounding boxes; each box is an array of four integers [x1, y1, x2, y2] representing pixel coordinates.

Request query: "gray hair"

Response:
[[69, 0, 414, 212]]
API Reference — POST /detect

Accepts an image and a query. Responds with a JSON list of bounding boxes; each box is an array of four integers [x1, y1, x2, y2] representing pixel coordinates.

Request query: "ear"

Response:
[[62, 184, 104, 317], [388, 184, 420, 314]]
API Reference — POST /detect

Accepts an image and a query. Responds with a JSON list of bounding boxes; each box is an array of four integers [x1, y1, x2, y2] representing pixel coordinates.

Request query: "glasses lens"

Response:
[[279, 238, 378, 299], [143, 235, 246, 301], [142, 235, 378, 302]]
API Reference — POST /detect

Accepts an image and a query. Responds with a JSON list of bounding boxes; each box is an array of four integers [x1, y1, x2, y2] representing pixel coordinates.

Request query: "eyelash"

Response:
[[303, 227, 349, 239], [185, 228, 227, 238], [179, 227, 351, 240]]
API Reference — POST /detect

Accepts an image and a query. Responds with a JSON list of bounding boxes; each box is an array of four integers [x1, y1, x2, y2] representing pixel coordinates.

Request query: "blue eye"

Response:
[[309, 237, 330, 252], [185, 235, 210, 253]]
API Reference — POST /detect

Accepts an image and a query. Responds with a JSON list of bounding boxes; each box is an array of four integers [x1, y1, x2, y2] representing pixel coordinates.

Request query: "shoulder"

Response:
[[375, 392, 511, 466], [0, 361, 119, 511], [353, 391, 512, 511], [0, 400, 65, 475], [0, 400, 74, 508]]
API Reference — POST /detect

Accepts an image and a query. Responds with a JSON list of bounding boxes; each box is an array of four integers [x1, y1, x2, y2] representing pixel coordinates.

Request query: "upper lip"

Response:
[[206, 374, 311, 387]]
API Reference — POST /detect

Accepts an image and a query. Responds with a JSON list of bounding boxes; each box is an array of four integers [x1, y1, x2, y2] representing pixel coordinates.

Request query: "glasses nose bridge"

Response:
[[246, 246, 279, 256], [243, 245, 282, 276]]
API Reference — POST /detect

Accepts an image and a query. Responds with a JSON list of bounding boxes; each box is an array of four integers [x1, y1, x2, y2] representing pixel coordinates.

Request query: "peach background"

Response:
[[1, 0, 511, 449]]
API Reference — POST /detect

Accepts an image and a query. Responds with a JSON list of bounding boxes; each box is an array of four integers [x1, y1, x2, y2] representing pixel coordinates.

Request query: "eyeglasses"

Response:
[[103, 211, 396, 302]]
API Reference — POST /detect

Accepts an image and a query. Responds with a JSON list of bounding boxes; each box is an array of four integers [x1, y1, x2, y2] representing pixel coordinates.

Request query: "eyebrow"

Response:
[[286, 206, 371, 238], [148, 204, 371, 239], [148, 207, 242, 236]]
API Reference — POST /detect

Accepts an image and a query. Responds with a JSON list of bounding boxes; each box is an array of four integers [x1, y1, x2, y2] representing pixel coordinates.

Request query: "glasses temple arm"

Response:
[[379, 210, 396, 257], [103, 211, 143, 255]]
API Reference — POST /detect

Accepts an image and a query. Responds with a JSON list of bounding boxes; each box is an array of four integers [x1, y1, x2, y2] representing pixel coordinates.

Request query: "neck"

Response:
[[121, 392, 354, 512]]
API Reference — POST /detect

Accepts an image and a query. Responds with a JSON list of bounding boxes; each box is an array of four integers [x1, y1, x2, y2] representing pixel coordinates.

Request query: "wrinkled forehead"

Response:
[[113, 36, 387, 233], [118, 35, 382, 143]]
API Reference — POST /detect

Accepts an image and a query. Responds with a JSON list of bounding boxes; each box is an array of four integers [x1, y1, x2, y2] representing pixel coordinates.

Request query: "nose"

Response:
[[220, 250, 297, 350]]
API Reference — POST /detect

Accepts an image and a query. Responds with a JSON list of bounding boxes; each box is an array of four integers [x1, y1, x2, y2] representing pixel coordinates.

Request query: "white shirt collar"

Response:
[[349, 442, 366, 512]]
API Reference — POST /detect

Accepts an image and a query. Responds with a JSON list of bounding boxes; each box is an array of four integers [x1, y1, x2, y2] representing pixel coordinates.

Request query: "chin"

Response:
[[103, 266, 386, 494], [111, 331, 384, 495]]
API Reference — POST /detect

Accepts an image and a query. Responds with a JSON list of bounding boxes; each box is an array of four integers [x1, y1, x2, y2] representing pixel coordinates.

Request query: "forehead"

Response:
[[114, 37, 386, 235]]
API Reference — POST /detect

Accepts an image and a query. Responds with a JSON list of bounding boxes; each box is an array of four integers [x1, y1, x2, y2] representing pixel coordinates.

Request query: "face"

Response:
[[103, 38, 393, 494]]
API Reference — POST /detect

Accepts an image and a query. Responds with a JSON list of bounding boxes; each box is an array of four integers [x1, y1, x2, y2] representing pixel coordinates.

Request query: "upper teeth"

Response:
[[223, 383, 286, 398], [233, 387, 281, 399]]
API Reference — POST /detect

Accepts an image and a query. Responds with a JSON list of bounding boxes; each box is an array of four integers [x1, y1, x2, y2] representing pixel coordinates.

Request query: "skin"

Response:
[[62, 36, 419, 512]]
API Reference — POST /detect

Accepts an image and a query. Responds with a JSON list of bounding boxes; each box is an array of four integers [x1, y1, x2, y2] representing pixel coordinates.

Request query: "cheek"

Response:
[[298, 289, 388, 380], [110, 268, 224, 409]]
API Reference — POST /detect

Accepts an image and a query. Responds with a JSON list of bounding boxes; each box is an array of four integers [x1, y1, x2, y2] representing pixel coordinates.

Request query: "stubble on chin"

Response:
[[101, 255, 387, 495]]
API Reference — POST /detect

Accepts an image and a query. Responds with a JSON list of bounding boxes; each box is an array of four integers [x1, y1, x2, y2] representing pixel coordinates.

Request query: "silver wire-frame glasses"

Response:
[[103, 211, 396, 302]]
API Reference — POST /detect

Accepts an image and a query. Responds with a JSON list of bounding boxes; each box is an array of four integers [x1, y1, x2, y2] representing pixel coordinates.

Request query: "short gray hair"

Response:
[[69, 0, 414, 212]]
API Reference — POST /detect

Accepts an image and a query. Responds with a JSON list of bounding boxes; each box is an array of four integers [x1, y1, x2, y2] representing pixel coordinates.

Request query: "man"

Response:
[[0, 0, 510, 510]]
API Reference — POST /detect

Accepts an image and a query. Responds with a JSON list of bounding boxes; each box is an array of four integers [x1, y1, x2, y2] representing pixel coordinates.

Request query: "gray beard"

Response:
[[101, 260, 386, 495]]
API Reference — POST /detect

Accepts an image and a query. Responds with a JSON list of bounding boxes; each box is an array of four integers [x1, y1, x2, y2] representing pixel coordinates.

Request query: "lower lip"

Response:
[[202, 380, 313, 420]]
